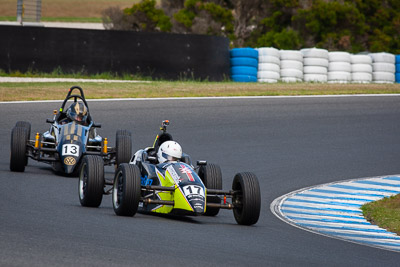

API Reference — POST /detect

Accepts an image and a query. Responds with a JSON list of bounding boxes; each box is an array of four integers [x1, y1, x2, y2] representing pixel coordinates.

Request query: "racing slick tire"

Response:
[[15, 121, 31, 166], [198, 163, 222, 216], [113, 163, 141, 216], [116, 130, 132, 167], [79, 155, 104, 207], [10, 126, 29, 172], [232, 172, 261, 225]]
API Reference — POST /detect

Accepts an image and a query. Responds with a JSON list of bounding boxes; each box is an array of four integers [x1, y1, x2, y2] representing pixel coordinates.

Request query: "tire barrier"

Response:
[[257, 47, 280, 83], [370, 52, 395, 84], [351, 54, 373, 83], [328, 52, 351, 83], [230, 48, 258, 82], [231, 46, 398, 84], [279, 50, 303, 83], [396, 55, 400, 83], [301, 48, 329, 82]]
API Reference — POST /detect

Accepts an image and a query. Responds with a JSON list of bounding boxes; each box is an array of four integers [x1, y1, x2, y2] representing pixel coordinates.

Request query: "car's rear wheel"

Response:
[[113, 163, 141, 216], [198, 163, 222, 216], [232, 172, 261, 225], [10, 125, 29, 172], [115, 130, 132, 167], [79, 155, 104, 207]]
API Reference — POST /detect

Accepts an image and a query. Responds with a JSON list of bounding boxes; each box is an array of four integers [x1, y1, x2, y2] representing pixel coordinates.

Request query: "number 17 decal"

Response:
[[183, 185, 204, 196]]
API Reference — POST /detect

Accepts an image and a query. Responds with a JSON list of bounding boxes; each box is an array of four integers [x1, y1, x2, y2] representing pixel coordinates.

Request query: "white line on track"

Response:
[[271, 175, 400, 253]]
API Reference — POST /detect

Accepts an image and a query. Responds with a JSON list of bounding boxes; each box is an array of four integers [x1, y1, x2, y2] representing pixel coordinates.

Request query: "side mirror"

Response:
[[46, 119, 54, 124], [93, 123, 101, 128]]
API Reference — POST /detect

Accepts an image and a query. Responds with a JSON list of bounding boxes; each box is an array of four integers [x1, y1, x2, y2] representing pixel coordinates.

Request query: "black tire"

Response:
[[15, 121, 31, 166], [15, 121, 31, 138], [116, 129, 131, 137], [79, 155, 104, 207], [10, 126, 29, 172], [198, 163, 222, 216], [115, 130, 132, 167], [232, 172, 261, 225], [113, 163, 141, 216]]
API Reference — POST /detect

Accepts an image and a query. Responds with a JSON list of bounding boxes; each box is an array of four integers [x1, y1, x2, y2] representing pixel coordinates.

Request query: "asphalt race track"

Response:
[[1, 95, 400, 266]]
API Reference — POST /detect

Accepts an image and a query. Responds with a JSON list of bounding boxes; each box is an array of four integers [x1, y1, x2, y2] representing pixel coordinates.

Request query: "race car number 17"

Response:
[[62, 144, 80, 156], [183, 185, 204, 197]]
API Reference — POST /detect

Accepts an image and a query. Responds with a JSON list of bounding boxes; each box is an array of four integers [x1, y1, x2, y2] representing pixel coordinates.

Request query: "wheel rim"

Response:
[[233, 182, 243, 216], [79, 162, 88, 200], [113, 171, 123, 209]]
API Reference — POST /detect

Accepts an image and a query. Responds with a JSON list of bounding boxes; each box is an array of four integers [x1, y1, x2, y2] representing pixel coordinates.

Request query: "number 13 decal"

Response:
[[62, 144, 79, 156]]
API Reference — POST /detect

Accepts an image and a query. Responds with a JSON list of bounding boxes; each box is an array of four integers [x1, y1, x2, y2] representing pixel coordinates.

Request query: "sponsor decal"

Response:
[[64, 156, 76, 165], [141, 175, 153, 186], [179, 164, 195, 181], [167, 165, 182, 184]]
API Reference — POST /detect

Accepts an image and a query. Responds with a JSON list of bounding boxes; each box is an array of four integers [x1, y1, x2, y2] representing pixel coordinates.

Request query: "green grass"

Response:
[[0, 16, 16, 21], [1, 80, 400, 102], [362, 195, 400, 235], [0, 68, 150, 81], [1, 69, 400, 101]]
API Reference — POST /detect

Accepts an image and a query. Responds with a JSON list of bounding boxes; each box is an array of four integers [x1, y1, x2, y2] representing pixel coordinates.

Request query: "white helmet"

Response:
[[157, 141, 182, 163]]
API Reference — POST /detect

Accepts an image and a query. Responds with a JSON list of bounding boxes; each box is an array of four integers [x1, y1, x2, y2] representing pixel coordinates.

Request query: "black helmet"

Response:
[[67, 102, 88, 123]]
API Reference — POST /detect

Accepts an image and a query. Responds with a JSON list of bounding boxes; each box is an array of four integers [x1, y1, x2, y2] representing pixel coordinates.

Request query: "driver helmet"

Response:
[[66, 102, 88, 124], [157, 141, 182, 163]]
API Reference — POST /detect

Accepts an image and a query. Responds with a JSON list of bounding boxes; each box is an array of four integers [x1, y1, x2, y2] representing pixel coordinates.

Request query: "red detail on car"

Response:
[[179, 164, 194, 181]]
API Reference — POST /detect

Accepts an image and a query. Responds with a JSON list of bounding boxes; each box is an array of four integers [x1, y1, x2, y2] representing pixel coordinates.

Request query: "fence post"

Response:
[[16, 0, 23, 23]]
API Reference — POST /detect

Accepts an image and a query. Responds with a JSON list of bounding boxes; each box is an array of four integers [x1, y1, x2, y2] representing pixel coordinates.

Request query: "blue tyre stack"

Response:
[[230, 48, 258, 82], [396, 55, 400, 83]]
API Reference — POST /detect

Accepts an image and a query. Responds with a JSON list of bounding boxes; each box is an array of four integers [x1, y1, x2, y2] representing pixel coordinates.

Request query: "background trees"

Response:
[[102, 0, 400, 53]]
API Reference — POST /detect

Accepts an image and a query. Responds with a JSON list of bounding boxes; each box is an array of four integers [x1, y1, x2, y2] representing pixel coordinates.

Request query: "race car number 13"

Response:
[[62, 144, 79, 156]]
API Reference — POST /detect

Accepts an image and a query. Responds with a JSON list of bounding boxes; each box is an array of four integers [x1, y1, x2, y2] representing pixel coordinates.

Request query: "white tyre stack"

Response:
[[279, 50, 303, 83], [396, 55, 400, 83], [328, 52, 351, 83], [370, 52, 396, 83], [257, 47, 280, 83], [350, 54, 373, 83], [301, 48, 329, 82]]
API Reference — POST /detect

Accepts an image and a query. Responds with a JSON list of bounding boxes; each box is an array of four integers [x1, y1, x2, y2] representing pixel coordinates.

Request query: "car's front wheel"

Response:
[[15, 121, 31, 166], [10, 125, 29, 172], [232, 172, 261, 225], [79, 155, 104, 207], [113, 163, 141, 216]]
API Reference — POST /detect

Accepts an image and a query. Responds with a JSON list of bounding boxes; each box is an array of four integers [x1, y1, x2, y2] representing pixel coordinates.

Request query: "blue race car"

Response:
[[79, 120, 261, 225], [10, 86, 131, 175]]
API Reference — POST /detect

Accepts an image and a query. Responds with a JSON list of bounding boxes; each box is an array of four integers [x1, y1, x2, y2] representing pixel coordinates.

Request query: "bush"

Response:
[[172, 0, 234, 37], [255, 28, 302, 50], [101, 0, 400, 53], [102, 0, 172, 32], [292, 0, 367, 52]]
